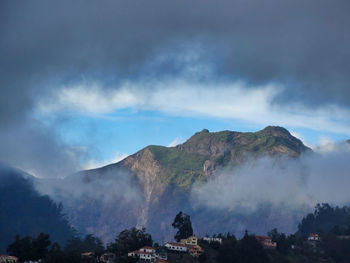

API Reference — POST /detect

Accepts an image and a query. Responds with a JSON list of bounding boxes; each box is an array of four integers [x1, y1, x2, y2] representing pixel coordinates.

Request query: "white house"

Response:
[[307, 233, 320, 241], [164, 242, 188, 252], [0, 255, 18, 263], [139, 246, 156, 254], [203, 237, 222, 244], [128, 250, 155, 261]]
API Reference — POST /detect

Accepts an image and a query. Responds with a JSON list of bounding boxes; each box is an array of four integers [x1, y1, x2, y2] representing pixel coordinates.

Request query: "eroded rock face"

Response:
[[121, 148, 166, 228], [60, 126, 311, 243]]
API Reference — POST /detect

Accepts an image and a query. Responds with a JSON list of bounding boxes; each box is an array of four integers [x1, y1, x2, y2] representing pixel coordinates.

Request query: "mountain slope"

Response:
[[0, 165, 76, 253], [52, 126, 310, 242]]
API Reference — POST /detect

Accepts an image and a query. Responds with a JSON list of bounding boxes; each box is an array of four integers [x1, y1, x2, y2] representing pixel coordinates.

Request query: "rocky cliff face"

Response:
[[57, 126, 310, 242]]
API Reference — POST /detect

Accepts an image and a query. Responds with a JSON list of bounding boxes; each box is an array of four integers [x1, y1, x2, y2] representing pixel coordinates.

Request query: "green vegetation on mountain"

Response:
[[147, 145, 208, 188], [179, 126, 308, 158], [144, 126, 309, 189]]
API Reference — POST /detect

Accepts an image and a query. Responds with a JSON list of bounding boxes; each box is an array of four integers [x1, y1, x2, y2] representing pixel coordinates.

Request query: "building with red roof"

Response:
[[255, 236, 277, 249]]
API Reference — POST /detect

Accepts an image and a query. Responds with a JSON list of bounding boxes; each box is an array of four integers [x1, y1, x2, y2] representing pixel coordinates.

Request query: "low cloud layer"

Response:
[[36, 169, 141, 205], [192, 143, 350, 214]]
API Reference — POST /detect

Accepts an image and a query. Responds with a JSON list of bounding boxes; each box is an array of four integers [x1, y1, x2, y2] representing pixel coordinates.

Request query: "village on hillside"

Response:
[[1, 231, 345, 263], [3, 206, 350, 263]]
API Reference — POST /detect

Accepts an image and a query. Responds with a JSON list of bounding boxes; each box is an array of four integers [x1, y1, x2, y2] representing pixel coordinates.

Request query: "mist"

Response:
[[191, 142, 350, 216], [35, 168, 142, 205]]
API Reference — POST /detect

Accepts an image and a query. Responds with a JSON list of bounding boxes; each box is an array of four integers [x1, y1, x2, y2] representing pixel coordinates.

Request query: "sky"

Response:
[[1, 0, 350, 177]]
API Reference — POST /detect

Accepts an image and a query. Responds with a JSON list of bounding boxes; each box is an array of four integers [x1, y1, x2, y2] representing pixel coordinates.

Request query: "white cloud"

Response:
[[83, 152, 129, 170], [191, 143, 350, 213], [37, 78, 350, 135], [168, 137, 184, 147]]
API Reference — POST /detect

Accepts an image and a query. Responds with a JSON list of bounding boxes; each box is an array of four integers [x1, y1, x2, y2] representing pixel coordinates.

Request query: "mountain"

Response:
[[46, 126, 310, 243], [0, 165, 76, 253]]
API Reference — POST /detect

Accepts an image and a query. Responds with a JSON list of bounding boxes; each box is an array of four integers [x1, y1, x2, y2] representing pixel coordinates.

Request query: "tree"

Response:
[[7, 235, 32, 262], [217, 234, 237, 263], [43, 243, 67, 263], [107, 227, 152, 256], [65, 235, 104, 257], [297, 203, 350, 237], [268, 228, 290, 254], [7, 233, 51, 262], [236, 231, 268, 263], [32, 232, 51, 260], [171, 211, 193, 242]]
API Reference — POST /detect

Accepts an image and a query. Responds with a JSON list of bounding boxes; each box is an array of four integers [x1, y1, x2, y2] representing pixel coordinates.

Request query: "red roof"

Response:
[[166, 242, 186, 247], [310, 233, 319, 237], [156, 260, 168, 263]]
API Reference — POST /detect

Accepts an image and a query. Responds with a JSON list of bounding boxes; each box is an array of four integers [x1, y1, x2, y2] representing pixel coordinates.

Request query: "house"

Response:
[[128, 250, 155, 261], [0, 255, 18, 263], [255, 236, 277, 249], [203, 236, 222, 244], [180, 235, 198, 246], [100, 252, 116, 263], [307, 233, 321, 251], [139, 246, 156, 254], [188, 245, 204, 258], [307, 233, 320, 241], [164, 242, 188, 252]]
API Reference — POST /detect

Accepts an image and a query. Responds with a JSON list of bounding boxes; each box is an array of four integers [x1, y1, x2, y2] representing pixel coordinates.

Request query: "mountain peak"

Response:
[[177, 126, 309, 159], [259, 126, 291, 135]]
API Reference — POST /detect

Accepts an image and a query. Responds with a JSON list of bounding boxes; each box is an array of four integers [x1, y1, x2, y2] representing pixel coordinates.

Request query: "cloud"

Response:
[[191, 142, 350, 213], [35, 168, 142, 205], [0, 120, 83, 178], [168, 137, 184, 147], [2, 0, 350, 110], [1, 0, 350, 178], [83, 152, 129, 170], [37, 79, 350, 135]]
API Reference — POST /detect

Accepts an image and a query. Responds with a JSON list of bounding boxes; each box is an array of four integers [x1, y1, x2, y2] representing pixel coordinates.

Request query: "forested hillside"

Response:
[[0, 165, 75, 253]]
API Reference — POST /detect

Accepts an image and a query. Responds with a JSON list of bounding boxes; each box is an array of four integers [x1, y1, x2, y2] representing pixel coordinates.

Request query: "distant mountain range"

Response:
[[47, 126, 311, 243]]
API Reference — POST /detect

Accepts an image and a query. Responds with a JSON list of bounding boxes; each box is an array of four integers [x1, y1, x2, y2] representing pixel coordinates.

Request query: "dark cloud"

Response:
[[2, 0, 350, 109], [0, 0, 349, 176]]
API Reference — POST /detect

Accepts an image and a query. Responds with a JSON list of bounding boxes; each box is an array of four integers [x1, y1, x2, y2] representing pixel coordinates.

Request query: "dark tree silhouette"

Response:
[[236, 231, 268, 263], [172, 211, 194, 242], [107, 227, 152, 256], [7, 233, 51, 262]]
